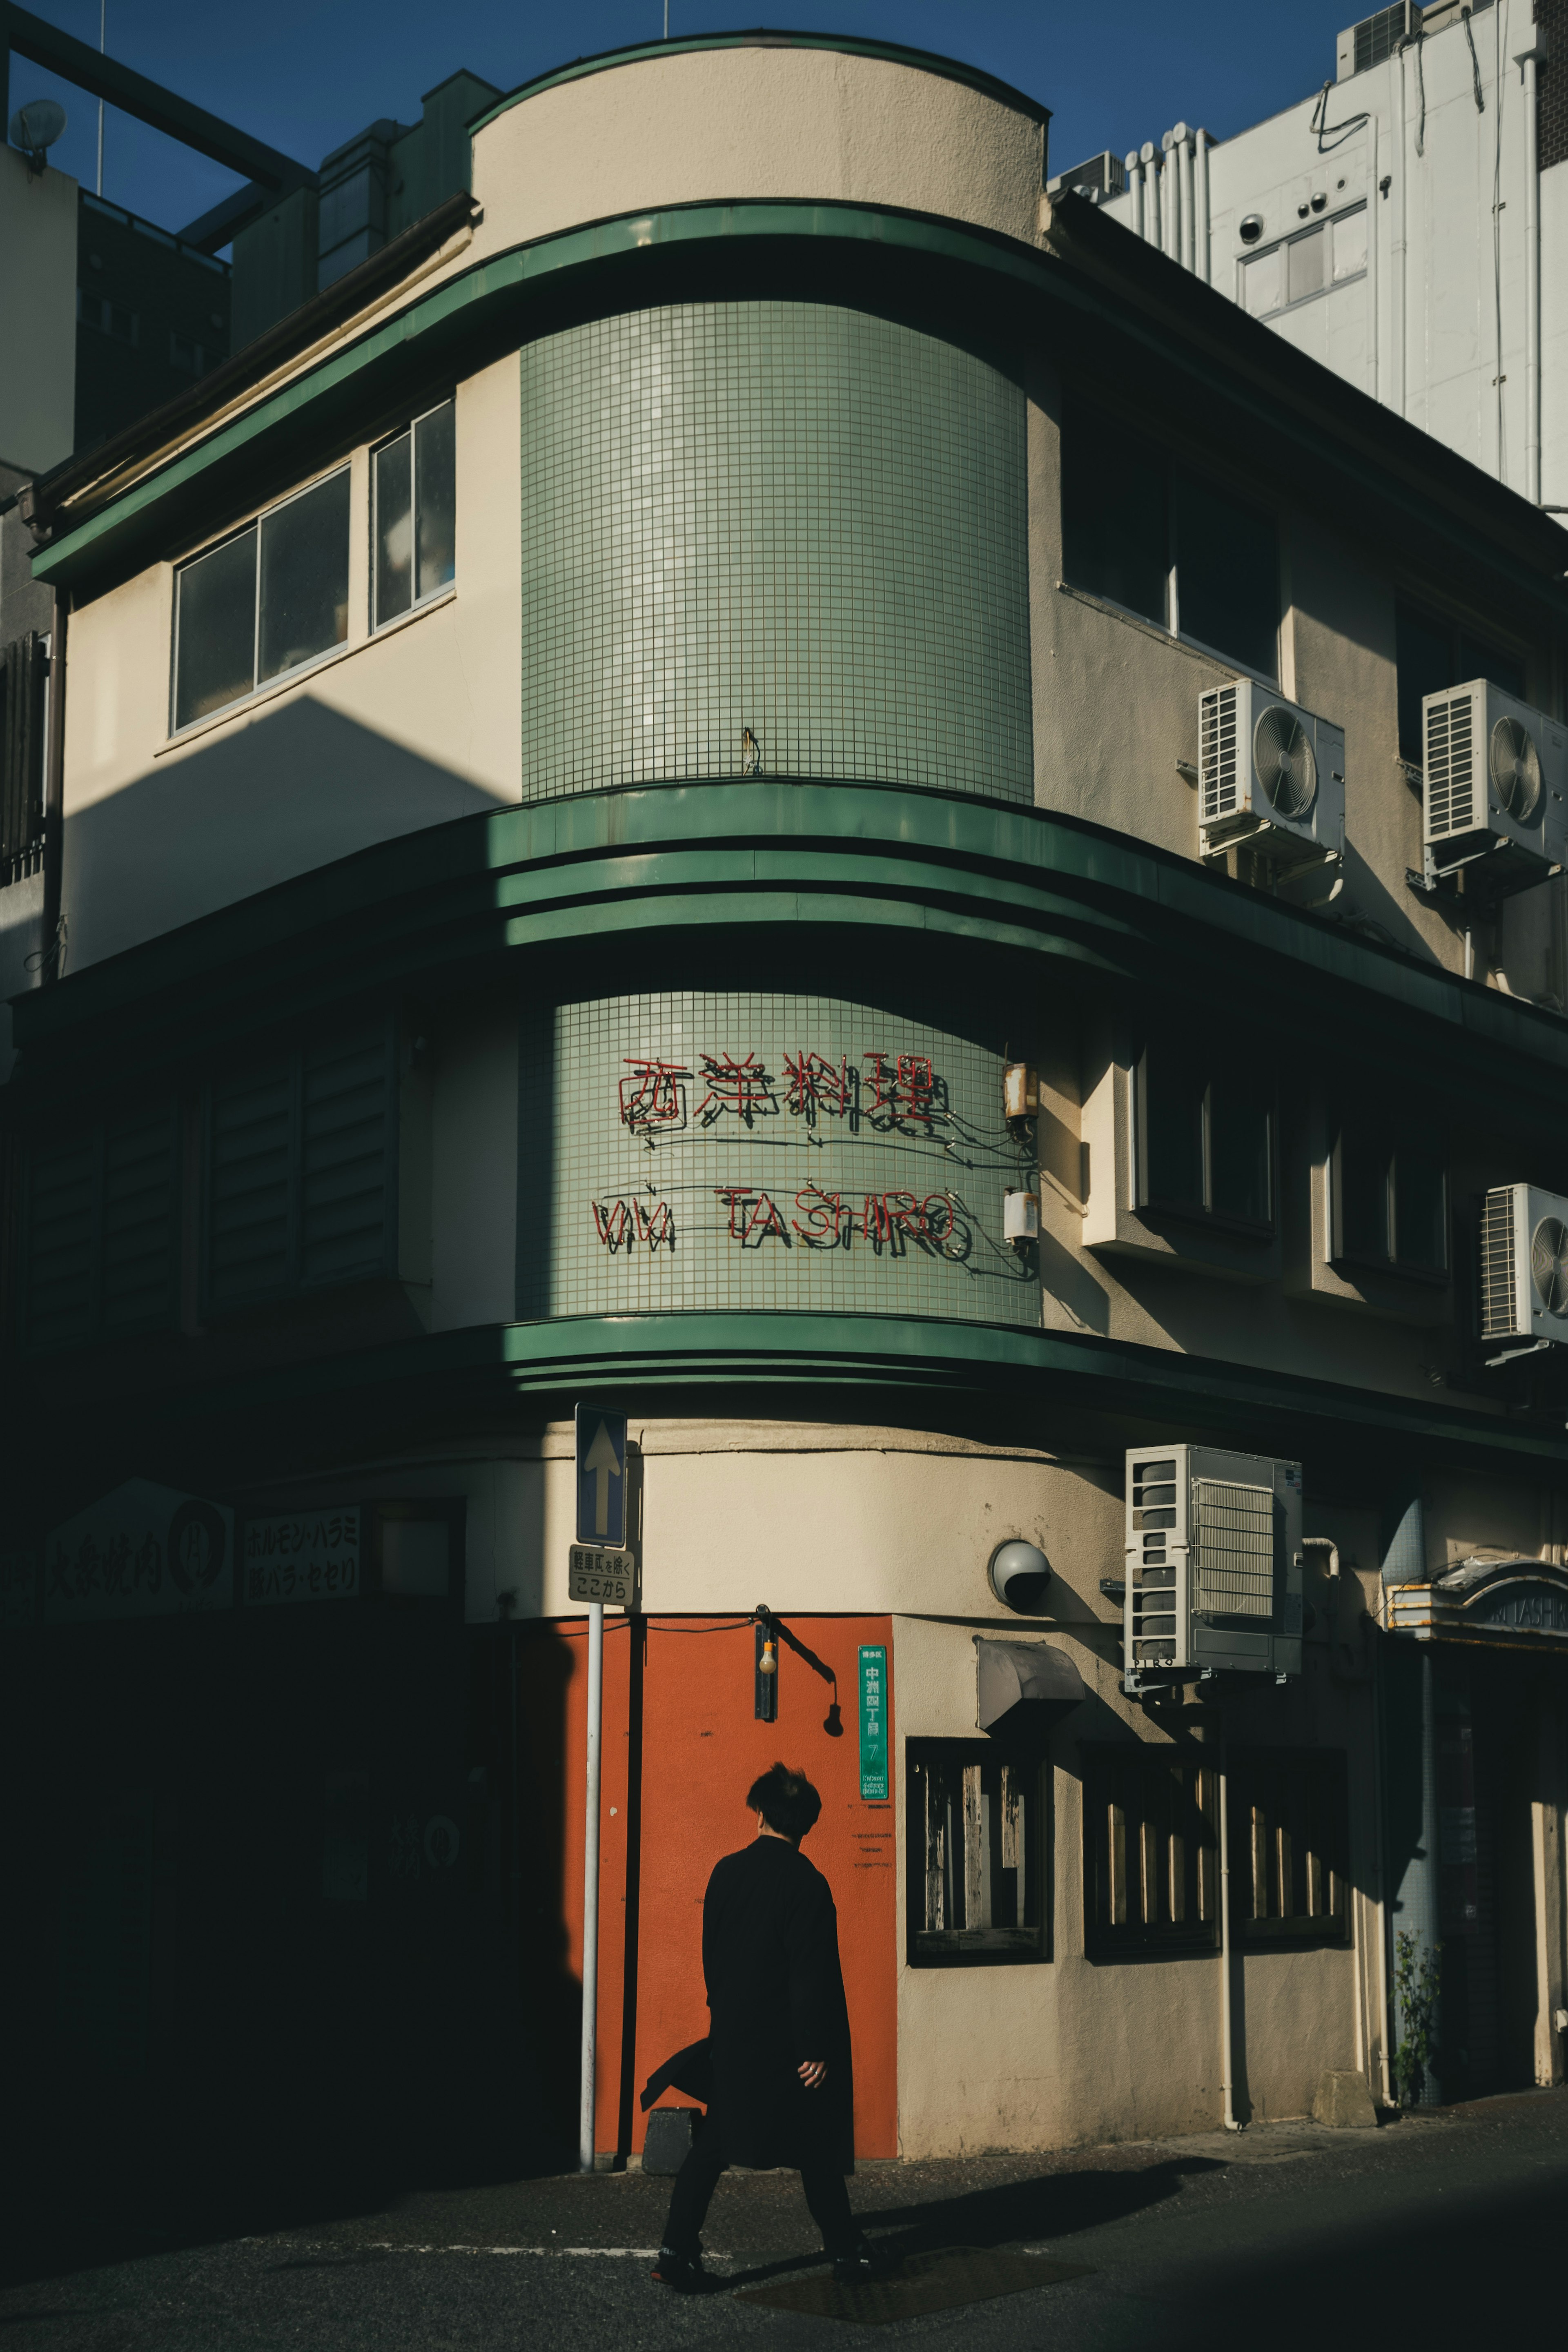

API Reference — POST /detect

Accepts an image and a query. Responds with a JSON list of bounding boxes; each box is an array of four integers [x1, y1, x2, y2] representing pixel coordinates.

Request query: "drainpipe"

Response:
[[1368, 111, 1380, 404], [1196, 130, 1212, 284], [1303, 1537, 1376, 2089], [1381, 1495, 1442, 2106], [1143, 141, 1161, 249], [1180, 127, 1197, 273], [1161, 127, 1183, 261], [1392, 45, 1409, 418], [1126, 151, 1145, 240], [1218, 1731, 1244, 2130], [1517, 41, 1543, 505], [39, 587, 67, 982]]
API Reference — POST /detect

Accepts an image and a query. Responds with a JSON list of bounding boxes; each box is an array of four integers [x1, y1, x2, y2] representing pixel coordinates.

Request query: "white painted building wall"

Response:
[[1095, 2, 1567, 519]]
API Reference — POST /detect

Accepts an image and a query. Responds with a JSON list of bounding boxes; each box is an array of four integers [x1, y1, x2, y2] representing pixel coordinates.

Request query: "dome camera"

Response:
[[1239, 213, 1264, 245], [989, 1539, 1052, 1615]]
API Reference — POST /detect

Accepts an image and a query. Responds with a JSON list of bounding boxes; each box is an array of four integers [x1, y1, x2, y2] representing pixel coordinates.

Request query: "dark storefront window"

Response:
[[906, 1742, 1048, 1964], [1330, 1118, 1447, 1277], [1140, 1048, 1273, 1229], [1062, 399, 1280, 679], [1228, 1748, 1350, 1945]]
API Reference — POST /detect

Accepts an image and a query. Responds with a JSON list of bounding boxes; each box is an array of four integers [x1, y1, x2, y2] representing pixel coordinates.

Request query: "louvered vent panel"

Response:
[[25, 1137, 96, 1352], [208, 1067, 292, 1308], [1192, 1479, 1274, 1618], [301, 1033, 390, 1285], [1201, 685, 1240, 822], [1479, 1186, 1519, 1341], [1354, 3, 1420, 74], [102, 1113, 177, 1336], [1425, 691, 1477, 838]]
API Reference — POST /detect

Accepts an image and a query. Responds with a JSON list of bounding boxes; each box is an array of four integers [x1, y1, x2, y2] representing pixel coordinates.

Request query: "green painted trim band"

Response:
[[466, 31, 1051, 135], [17, 786, 1568, 1109], [158, 1309, 1568, 1474]]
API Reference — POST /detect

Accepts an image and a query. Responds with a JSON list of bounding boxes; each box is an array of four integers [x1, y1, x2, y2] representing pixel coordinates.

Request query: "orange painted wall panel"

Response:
[[541, 1615, 897, 2161]]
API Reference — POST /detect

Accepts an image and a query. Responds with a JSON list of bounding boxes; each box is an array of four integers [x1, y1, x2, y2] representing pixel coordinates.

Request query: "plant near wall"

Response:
[[1392, 1928, 1441, 2105]]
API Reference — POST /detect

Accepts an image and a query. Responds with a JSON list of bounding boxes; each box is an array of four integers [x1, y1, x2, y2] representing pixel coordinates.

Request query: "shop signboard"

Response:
[[243, 1509, 361, 1605], [45, 1479, 233, 1623], [859, 1644, 889, 1800]]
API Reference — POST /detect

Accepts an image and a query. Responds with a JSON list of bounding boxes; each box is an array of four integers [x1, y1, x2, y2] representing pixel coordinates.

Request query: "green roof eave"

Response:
[[466, 29, 1051, 136], [13, 783, 1568, 1115]]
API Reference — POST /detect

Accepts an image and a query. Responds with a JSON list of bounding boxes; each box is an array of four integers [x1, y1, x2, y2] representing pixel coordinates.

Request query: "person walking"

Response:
[[649, 1762, 882, 2291]]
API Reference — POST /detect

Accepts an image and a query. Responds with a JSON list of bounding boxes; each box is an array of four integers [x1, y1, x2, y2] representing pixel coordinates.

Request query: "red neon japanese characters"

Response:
[[784, 1051, 853, 1120], [696, 1053, 777, 1126], [619, 1060, 689, 1131], [592, 1198, 676, 1250]]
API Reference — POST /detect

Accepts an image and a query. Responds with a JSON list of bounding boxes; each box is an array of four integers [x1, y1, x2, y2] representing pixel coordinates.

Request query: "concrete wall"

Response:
[[0, 148, 76, 477], [468, 43, 1047, 263], [58, 350, 522, 969]]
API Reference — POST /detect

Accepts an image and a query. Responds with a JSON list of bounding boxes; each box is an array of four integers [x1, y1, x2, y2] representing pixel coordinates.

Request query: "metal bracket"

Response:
[[1484, 1338, 1553, 1368]]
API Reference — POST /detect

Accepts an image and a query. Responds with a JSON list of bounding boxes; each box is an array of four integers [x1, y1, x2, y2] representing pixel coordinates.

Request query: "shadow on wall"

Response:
[[63, 697, 513, 969]]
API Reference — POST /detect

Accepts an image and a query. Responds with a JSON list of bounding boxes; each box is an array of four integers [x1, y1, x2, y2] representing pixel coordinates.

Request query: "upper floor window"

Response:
[[1395, 600, 1527, 766], [173, 467, 351, 732], [1240, 205, 1368, 321], [1137, 1046, 1273, 1231], [1062, 399, 1280, 681], [1330, 1113, 1447, 1278], [373, 400, 456, 630]]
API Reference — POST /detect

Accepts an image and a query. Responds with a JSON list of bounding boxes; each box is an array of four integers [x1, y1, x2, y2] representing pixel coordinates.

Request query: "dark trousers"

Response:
[[662, 2127, 860, 2258]]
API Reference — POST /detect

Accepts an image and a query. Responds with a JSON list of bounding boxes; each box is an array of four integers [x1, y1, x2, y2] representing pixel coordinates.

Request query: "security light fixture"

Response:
[[9, 98, 67, 177]]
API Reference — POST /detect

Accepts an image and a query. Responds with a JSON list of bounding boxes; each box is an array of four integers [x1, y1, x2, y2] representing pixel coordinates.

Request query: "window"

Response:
[[1395, 600, 1529, 766], [203, 1024, 396, 1314], [1, 632, 48, 878], [169, 333, 210, 376], [906, 1742, 1047, 1964], [1240, 205, 1368, 323], [1083, 1744, 1218, 1958], [1062, 400, 1279, 679], [172, 468, 351, 731], [373, 400, 456, 629], [1229, 1748, 1349, 1946], [1330, 1116, 1447, 1277], [20, 1108, 179, 1353], [1138, 1047, 1272, 1229], [76, 288, 138, 344]]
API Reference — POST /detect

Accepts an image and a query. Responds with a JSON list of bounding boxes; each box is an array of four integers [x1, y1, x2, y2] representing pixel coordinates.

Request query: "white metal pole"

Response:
[[578, 1598, 605, 2173], [1196, 131, 1212, 285], [1520, 46, 1542, 503], [1180, 129, 1196, 273], [1126, 152, 1144, 241], [96, 0, 105, 198], [1143, 143, 1160, 249], [1219, 1735, 1243, 2130]]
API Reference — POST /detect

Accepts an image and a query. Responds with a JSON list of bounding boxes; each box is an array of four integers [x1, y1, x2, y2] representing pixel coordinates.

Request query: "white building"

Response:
[[1080, 1, 1568, 517]]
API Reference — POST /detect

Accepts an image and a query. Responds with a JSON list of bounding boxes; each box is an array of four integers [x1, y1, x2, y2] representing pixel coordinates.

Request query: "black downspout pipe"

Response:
[[40, 586, 65, 982]]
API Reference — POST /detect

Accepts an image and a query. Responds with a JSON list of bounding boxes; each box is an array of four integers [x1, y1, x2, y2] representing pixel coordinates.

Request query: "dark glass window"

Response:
[[374, 399, 457, 628], [906, 1743, 1047, 1964], [1229, 1748, 1350, 1946], [173, 468, 351, 731], [1062, 402, 1279, 676], [1395, 599, 1529, 763], [1141, 1050, 1272, 1229], [1173, 473, 1280, 679], [1332, 1117, 1447, 1276]]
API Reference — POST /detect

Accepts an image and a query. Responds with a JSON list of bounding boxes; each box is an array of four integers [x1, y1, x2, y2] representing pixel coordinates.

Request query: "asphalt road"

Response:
[[4, 2088, 1564, 2351]]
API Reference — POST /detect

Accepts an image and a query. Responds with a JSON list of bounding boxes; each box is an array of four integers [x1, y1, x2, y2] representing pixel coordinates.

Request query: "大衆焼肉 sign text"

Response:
[[45, 1479, 234, 1624]]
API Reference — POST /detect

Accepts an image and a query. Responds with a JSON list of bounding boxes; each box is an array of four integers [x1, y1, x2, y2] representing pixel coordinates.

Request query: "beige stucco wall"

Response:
[[58, 350, 522, 969], [467, 45, 1047, 263], [0, 147, 76, 476]]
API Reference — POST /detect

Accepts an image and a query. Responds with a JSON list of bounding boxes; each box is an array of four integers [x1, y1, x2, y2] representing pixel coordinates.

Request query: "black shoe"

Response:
[[651, 2245, 708, 2292], [832, 2242, 897, 2285]]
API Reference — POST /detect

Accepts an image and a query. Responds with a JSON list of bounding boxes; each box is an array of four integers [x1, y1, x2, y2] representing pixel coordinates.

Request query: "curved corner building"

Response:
[[8, 32, 1568, 2172]]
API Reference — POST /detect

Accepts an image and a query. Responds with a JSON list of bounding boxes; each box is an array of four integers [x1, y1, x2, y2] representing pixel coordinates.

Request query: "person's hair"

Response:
[[747, 1762, 822, 1841]]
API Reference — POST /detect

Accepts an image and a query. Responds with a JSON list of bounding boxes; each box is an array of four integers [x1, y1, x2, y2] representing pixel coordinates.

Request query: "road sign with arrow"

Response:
[[575, 1405, 627, 1549]]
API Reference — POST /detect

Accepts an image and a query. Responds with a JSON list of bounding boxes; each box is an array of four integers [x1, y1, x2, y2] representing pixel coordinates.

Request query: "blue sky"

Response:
[[10, 2, 1354, 243]]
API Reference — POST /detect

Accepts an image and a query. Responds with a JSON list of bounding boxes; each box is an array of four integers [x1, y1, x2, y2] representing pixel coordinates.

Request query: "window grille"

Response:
[[1082, 1744, 1218, 1957], [1, 633, 48, 880], [20, 1107, 179, 1354], [1229, 1748, 1350, 1944], [906, 1741, 1048, 1964]]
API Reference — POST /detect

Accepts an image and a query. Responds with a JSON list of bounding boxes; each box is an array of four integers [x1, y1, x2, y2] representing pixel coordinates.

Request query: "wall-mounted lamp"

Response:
[[755, 1604, 778, 1721], [9, 99, 67, 179]]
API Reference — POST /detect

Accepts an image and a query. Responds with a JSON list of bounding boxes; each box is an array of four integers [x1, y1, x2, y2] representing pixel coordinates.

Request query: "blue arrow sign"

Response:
[[575, 1405, 627, 1548]]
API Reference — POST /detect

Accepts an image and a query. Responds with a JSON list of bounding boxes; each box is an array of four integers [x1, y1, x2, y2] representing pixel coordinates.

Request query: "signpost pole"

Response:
[[578, 1596, 604, 2173]]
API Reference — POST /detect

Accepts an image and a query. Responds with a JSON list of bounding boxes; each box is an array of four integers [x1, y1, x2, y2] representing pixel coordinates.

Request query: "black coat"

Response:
[[700, 1836, 855, 2174]]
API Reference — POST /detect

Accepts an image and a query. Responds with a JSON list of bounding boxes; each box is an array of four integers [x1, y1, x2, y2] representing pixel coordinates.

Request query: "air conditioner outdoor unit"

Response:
[[1422, 679, 1568, 890], [1479, 1183, 1568, 1347], [1124, 1444, 1304, 1685], [1198, 680, 1345, 871], [1336, 6, 1421, 82]]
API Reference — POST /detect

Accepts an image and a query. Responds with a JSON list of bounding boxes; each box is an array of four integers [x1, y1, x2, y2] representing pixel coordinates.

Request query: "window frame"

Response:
[[1228, 1746, 1350, 1949], [905, 1738, 1050, 1968], [1060, 396, 1282, 685], [1393, 597, 1531, 769], [1236, 200, 1369, 323], [169, 461, 354, 738], [1328, 1116, 1449, 1282], [1082, 1742, 1219, 1960], [370, 397, 458, 635], [1134, 1047, 1276, 1238]]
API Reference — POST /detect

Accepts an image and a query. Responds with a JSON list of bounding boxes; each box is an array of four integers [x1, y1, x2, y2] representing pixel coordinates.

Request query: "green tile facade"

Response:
[[517, 991, 1039, 1325], [519, 303, 1031, 801]]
